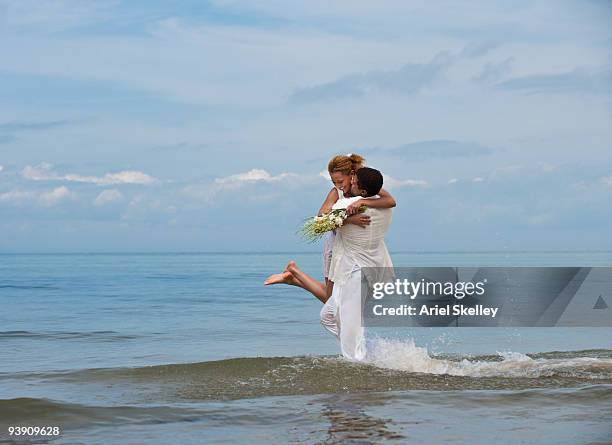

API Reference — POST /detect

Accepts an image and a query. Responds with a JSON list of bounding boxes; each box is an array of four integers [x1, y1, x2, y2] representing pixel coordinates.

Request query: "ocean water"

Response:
[[1, 252, 611, 444]]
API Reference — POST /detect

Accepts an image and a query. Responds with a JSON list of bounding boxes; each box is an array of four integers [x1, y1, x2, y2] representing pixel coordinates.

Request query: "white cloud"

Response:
[[569, 176, 612, 192], [448, 178, 458, 184], [22, 163, 156, 185], [473, 177, 485, 182], [181, 168, 316, 203], [0, 189, 36, 203], [22, 162, 53, 180], [94, 189, 123, 206], [39, 186, 71, 206], [0, 186, 71, 206], [214, 168, 295, 188], [600, 176, 612, 187], [119, 193, 177, 222], [383, 174, 428, 189], [0, 165, 4, 173], [90, 171, 156, 185]]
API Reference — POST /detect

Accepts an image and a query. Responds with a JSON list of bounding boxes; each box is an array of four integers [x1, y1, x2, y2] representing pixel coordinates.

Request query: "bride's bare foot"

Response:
[[264, 270, 295, 285], [286, 260, 299, 273]]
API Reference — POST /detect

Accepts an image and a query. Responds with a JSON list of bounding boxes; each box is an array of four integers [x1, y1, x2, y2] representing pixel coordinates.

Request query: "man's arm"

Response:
[[346, 188, 396, 215]]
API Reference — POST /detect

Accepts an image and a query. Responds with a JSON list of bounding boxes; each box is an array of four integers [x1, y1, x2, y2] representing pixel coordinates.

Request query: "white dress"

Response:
[[322, 187, 343, 279], [320, 198, 393, 361]]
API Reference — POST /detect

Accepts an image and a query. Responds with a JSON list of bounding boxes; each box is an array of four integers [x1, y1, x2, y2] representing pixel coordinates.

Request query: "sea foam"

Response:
[[365, 337, 612, 379]]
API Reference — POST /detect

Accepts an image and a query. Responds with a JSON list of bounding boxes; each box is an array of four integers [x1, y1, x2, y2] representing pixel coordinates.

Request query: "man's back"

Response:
[[328, 206, 393, 285], [340, 207, 392, 252]]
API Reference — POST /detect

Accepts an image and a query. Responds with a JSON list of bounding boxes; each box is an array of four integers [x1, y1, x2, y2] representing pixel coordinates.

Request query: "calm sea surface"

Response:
[[1, 252, 611, 444]]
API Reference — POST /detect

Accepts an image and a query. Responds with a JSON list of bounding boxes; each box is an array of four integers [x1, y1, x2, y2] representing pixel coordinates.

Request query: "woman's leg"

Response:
[[286, 261, 329, 303], [264, 261, 329, 303], [263, 270, 296, 286], [326, 280, 334, 301]]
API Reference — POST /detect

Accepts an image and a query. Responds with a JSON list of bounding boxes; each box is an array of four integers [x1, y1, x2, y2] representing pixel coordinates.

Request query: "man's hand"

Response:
[[346, 199, 364, 215], [345, 213, 370, 228]]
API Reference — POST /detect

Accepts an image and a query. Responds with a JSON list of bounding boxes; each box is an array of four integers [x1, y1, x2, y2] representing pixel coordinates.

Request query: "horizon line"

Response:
[[2, 250, 612, 255]]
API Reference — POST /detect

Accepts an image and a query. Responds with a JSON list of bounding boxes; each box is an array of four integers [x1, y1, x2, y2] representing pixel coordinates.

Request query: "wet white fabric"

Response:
[[322, 202, 393, 361], [328, 201, 393, 286], [336, 266, 367, 360], [319, 293, 338, 337], [319, 267, 365, 360]]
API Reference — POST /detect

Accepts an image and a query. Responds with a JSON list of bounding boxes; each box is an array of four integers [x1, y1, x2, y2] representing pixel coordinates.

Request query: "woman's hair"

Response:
[[327, 153, 365, 175]]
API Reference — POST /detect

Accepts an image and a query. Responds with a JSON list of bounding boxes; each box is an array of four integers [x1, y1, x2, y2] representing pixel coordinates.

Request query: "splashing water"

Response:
[[365, 337, 612, 379]]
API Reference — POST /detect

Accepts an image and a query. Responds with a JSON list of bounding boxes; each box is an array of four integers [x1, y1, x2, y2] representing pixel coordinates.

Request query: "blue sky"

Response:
[[0, 0, 611, 252]]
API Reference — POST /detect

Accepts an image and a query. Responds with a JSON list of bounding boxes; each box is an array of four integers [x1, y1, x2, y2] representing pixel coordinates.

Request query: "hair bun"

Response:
[[328, 153, 366, 175]]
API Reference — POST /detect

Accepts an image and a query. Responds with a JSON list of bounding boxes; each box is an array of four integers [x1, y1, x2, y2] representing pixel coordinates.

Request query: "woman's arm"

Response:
[[345, 213, 371, 228], [346, 188, 396, 215], [318, 187, 339, 216]]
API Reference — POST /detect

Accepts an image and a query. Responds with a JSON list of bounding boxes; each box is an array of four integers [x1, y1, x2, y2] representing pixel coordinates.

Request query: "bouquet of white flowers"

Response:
[[298, 205, 367, 242]]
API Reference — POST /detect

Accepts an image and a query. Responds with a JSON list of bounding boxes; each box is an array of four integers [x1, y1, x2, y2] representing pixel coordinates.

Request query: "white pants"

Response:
[[319, 267, 366, 361]]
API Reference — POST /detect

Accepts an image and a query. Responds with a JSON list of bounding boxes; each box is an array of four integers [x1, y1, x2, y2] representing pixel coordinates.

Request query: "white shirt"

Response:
[[328, 197, 393, 285]]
